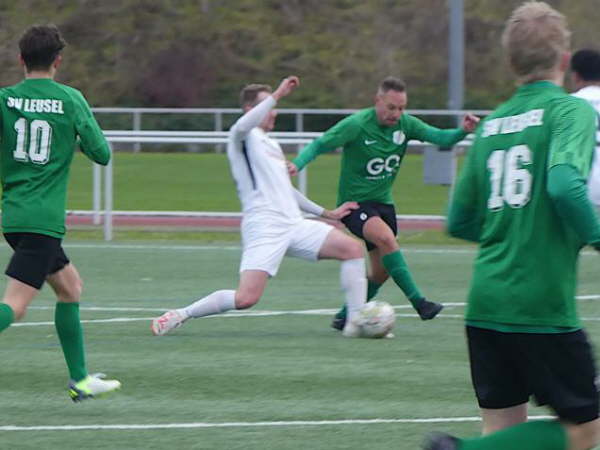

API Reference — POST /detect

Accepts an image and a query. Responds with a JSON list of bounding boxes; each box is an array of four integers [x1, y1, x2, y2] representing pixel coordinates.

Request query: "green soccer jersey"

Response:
[[0, 78, 110, 238], [449, 81, 598, 329], [293, 108, 467, 206]]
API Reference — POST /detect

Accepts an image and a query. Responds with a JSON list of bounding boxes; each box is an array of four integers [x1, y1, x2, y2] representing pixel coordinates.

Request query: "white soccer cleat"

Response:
[[69, 373, 121, 402], [342, 318, 362, 338], [151, 310, 187, 336]]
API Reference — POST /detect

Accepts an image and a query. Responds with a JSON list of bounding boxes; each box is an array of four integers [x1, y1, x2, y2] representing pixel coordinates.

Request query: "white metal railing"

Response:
[[94, 107, 491, 152], [91, 132, 475, 241]]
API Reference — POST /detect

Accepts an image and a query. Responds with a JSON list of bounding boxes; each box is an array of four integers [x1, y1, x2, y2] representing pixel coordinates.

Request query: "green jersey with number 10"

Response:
[[451, 81, 597, 329], [0, 79, 110, 238]]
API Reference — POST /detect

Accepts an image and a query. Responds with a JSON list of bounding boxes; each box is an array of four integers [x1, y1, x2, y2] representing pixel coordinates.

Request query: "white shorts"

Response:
[[240, 218, 334, 276]]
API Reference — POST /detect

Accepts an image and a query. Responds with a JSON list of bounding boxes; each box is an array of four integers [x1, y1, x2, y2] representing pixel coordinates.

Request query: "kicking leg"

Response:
[[151, 270, 269, 336], [363, 216, 443, 320]]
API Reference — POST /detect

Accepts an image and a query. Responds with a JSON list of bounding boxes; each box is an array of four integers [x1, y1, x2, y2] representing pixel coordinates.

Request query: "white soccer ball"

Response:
[[357, 301, 395, 338]]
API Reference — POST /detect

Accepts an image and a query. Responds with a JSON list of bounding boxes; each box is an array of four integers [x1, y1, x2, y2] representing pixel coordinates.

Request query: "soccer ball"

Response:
[[356, 301, 395, 338]]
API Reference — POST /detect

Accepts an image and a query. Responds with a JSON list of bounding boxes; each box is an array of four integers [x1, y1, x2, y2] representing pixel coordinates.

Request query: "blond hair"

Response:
[[502, 1, 570, 82]]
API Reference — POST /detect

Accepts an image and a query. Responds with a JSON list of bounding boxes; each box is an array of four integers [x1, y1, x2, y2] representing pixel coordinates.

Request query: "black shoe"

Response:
[[422, 432, 459, 450], [415, 298, 444, 320], [331, 315, 346, 331]]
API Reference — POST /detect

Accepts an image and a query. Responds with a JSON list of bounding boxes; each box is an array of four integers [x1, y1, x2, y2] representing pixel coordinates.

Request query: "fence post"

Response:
[[103, 147, 114, 241], [295, 112, 308, 195], [215, 111, 224, 153], [133, 110, 141, 153], [93, 164, 102, 225]]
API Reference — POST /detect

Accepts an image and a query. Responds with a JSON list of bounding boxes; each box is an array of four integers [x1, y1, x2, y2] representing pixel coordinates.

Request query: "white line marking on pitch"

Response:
[[0, 415, 556, 432], [25, 295, 600, 315], [56, 242, 600, 257]]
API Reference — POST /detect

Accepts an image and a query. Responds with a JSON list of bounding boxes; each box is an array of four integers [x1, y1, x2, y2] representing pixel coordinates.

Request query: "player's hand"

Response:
[[272, 76, 300, 101], [323, 201, 359, 220], [461, 114, 480, 133], [287, 161, 299, 176]]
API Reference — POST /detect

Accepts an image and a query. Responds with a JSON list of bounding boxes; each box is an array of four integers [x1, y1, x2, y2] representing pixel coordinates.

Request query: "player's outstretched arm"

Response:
[[232, 75, 299, 140], [291, 188, 358, 220]]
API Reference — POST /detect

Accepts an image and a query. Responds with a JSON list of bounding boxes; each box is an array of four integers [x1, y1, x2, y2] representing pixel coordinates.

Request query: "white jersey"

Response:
[[227, 95, 302, 223], [572, 85, 600, 206]]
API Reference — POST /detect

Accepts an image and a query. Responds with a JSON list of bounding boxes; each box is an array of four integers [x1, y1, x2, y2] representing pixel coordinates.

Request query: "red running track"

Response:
[[66, 214, 444, 230]]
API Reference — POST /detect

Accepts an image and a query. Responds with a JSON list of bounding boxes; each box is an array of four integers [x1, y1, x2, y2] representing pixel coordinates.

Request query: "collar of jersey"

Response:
[[516, 80, 563, 94]]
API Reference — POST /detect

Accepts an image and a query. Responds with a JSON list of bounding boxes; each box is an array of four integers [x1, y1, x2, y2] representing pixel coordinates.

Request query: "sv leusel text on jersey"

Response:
[[482, 109, 544, 137], [6, 97, 64, 114]]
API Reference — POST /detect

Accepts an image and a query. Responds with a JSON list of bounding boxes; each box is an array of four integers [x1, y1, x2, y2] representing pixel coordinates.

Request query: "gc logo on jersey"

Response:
[[366, 154, 401, 176]]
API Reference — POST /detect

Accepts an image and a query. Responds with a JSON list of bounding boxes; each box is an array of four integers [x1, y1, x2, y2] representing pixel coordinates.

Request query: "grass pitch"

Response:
[[67, 152, 456, 215], [1, 241, 599, 449]]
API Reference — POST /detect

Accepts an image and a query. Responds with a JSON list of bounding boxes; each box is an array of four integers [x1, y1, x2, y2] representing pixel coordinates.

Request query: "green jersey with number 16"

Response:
[[451, 81, 597, 329], [293, 107, 467, 206], [0, 79, 110, 238]]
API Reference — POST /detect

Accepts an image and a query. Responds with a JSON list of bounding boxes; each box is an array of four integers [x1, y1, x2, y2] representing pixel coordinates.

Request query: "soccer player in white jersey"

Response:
[[151, 76, 367, 337], [571, 49, 600, 211]]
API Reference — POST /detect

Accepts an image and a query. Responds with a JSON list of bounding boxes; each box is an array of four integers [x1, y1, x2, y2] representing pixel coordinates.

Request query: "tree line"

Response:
[[0, 0, 598, 112]]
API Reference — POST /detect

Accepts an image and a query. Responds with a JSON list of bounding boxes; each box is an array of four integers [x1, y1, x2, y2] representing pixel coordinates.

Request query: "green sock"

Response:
[[460, 420, 567, 450], [381, 250, 423, 308], [335, 279, 382, 320], [0, 303, 14, 332], [366, 279, 382, 301], [55, 302, 88, 382]]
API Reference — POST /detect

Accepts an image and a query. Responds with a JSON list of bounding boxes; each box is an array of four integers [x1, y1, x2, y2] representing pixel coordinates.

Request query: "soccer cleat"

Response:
[[422, 432, 459, 450], [69, 373, 121, 402], [151, 310, 187, 336], [331, 315, 346, 331], [331, 306, 347, 331], [415, 298, 444, 320]]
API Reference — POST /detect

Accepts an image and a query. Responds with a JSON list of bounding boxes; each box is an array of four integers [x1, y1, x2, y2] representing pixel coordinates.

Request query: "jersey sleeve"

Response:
[[230, 95, 277, 143], [547, 164, 600, 249], [293, 115, 360, 170], [405, 114, 468, 147], [72, 90, 111, 166], [446, 140, 483, 242], [548, 97, 597, 177]]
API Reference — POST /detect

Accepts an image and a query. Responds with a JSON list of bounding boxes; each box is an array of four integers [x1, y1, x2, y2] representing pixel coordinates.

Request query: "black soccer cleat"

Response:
[[422, 432, 459, 450], [415, 298, 444, 320], [331, 315, 346, 331]]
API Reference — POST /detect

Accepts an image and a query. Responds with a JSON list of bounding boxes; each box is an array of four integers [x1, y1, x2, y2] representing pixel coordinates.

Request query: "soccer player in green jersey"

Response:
[[424, 3, 600, 450], [289, 77, 479, 330], [0, 25, 121, 401]]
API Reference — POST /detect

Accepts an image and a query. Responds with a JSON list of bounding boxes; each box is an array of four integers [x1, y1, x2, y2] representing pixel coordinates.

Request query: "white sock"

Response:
[[179, 289, 236, 319], [340, 258, 367, 322]]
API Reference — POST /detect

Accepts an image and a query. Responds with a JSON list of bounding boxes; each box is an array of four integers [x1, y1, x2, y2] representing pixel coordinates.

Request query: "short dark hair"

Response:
[[571, 49, 600, 81], [19, 25, 66, 72], [239, 84, 272, 108], [378, 76, 406, 94]]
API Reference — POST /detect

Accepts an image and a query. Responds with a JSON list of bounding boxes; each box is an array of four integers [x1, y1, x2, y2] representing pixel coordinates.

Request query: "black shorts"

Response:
[[340, 202, 397, 251], [4, 233, 70, 290], [467, 325, 599, 424]]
